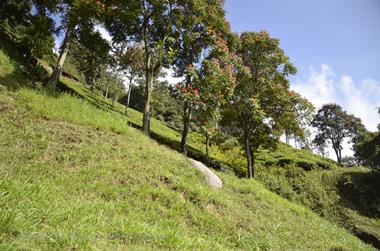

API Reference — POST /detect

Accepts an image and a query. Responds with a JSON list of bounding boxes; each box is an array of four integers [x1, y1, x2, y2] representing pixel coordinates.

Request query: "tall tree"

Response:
[[223, 31, 297, 178], [311, 103, 363, 164], [172, 0, 228, 155], [106, 0, 180, 136], [47, 0, 106, 90]]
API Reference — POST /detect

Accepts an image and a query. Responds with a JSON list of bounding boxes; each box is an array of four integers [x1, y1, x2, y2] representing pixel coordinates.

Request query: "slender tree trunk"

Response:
[[180, 101, 191, 155], [333, 147, 342, 164], [251, 150, 256, 178], [105, 81, 110, 99], [142, 65, 153, 136], [180, 75, 192, 155], [205, 133, 210, 161], [125, 78, 133, 115], [142, 18, 152, 136], [244, 134, 254, 178], [48, 26, 72, 90]]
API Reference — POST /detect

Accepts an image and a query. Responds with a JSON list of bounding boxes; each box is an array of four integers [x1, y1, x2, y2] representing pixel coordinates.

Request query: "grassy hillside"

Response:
[[0, 37, 377, 250], [1, 88, 374, 250]]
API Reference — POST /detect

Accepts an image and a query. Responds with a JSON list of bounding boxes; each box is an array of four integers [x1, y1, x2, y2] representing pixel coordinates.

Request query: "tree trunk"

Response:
[[105, 81, 110, 99], [244, 134, 255, 178], [180, 75, 192, 155], [333, 147, 342, 164], [125, 79, 132, 115], [205, 133, 210, 161], [338, 149, 342, 164], [48, 26, 72, 90], [251, 150, 256, 178], [142, 66, 153, 136], [180, 101, 191, 155], [112, 93, 115, 106]]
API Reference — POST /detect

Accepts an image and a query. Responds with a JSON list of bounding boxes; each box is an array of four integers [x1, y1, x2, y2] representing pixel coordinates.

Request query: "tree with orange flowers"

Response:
[[172, 0, 231, 155]]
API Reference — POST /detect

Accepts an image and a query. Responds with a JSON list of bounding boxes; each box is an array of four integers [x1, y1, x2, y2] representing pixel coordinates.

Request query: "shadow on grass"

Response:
[[0, 72, 27, 91], [337, 170, 380, 248], [337, 170, 380, 218]]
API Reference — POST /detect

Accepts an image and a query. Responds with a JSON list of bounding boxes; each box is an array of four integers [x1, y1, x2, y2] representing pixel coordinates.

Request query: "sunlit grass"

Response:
[[0, 87, 373, 250]]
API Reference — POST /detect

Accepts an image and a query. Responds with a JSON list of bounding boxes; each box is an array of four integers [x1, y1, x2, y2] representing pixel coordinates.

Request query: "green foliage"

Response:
[[223, 31, 298, 178], [354, 132, 380, 170], [0, 39, 30, 89], [0, 0, 55, 59], [353, 112, 380, 170], [70, 28, 111, 88]]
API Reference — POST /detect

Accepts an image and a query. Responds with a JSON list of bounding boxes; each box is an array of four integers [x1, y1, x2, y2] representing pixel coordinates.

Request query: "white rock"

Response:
[[188, 158, 223, 189]]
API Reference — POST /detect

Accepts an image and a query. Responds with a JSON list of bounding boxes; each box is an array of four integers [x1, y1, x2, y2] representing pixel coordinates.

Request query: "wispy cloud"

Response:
[[292, 64, 380, 132]]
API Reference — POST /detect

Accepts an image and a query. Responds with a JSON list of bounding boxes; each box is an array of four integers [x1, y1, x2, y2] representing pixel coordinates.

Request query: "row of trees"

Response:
[[3, 0, 376, 176]]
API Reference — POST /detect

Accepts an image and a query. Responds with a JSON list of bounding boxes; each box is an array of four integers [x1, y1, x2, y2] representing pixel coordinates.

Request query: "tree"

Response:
[[106, 0, 180, 136], [171, 0, 228, 155], [112, 42, 144, 115], [47, 0, 106, 90], [311, 103, 363, 164], [223, 31, 297, 178]]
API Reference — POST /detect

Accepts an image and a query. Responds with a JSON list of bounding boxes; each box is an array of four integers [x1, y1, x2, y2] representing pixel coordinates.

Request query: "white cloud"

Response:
[[291, 64, 380, 160], [292, 64, 337, 109]]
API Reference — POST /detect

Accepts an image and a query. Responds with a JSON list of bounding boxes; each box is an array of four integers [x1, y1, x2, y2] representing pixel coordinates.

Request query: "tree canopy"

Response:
[[222, 31, 298, 178]]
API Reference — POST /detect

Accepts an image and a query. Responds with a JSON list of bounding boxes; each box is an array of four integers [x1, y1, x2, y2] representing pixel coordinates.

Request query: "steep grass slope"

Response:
[[0, 41, 374, 250], [0, 88, 373, 250]]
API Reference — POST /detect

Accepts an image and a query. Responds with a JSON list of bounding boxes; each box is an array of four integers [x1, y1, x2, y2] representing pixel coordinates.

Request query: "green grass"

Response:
[[1, 38, 377, 250], [0, 88, 373, 250]]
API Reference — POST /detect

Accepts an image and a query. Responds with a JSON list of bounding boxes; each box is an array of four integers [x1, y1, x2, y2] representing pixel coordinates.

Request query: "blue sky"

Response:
[[225, 0, 380, 133]]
